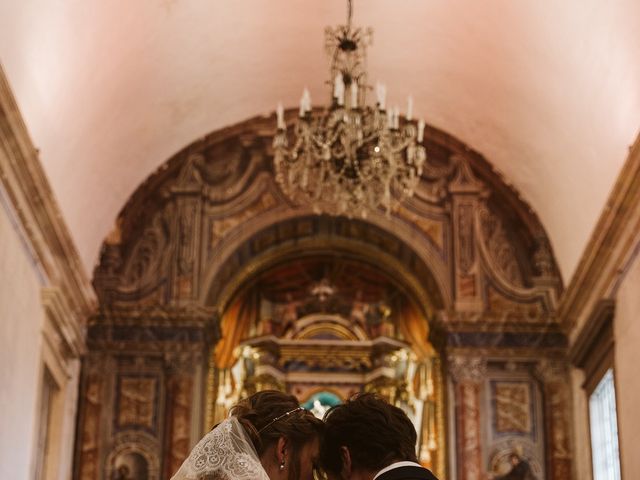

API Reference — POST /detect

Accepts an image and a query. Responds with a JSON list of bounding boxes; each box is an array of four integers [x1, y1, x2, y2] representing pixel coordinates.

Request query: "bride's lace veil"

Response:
[[169, 417, 270, 480]]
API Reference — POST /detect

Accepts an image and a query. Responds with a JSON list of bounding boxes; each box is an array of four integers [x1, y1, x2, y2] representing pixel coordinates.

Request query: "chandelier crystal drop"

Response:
[[273, 0, 427, 218]]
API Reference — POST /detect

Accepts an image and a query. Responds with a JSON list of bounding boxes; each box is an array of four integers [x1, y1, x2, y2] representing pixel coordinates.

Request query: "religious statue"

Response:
[[230, 346, 256, 398], [273, 293, 301, 335], [310, 399, 329, 419], [488, 452, 536, 480], [113, 465, 133, 480], [349, 290, 369, 329], [365, 301, 393, 337]]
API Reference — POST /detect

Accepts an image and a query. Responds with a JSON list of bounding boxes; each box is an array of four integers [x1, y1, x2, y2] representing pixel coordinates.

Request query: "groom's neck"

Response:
[[350, 458, 408, 480], [348, 470, 378, 480]]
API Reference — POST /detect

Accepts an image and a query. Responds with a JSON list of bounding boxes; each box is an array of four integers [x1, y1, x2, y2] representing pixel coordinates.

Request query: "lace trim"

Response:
[[170, 418, 269, 480]]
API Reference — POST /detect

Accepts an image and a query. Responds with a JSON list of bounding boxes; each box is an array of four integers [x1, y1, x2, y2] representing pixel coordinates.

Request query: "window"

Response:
[[588, 369, 621, 480]]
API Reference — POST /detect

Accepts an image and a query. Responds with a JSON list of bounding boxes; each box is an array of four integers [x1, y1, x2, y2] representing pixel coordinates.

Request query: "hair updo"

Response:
[[230, 390, 323, 479]]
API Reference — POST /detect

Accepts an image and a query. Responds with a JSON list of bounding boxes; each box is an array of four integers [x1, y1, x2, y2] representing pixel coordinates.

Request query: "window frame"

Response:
[[570, 300, 622, 480]]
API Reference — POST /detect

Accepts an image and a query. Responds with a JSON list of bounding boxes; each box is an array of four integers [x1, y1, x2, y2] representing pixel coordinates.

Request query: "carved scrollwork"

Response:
[[413, 177, 449, 203], [478, 202, 524, 288], [210, 191, 277, 246], [422, 154, 457, 181], [122, 213, 170, 289], [100, 243, 122, 276], [533, 235, 555, 278], [410, 153, 457, 203]]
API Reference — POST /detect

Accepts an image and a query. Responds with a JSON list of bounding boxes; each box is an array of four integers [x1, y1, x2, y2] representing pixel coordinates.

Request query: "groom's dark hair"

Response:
[[320, 393, 418, 475]]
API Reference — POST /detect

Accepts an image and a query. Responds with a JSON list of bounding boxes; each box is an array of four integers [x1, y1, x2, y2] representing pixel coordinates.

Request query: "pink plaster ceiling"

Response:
[[1, 0, 639, 282]]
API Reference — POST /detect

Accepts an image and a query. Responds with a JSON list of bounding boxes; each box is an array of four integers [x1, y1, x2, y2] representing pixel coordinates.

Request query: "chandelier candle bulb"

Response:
[[393, 106, 400, 129], [351, 82, 358, 108], [300, 88, 311, 116], [418, 119, 425, 142], [334, 73, 345, 105], [304, 88, 311, 112], [276, 102, 285, 130], [407, 96, 413, 121]]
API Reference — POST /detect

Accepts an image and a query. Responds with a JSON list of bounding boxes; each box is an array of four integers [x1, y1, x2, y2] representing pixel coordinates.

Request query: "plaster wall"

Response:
[[0, 191, 45, 479], [614, 251, 640, 479]]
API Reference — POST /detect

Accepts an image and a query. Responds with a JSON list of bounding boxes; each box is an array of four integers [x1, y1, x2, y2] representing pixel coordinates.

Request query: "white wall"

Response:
[[614, 251, 640, 479], [0, 191, 45, 479]]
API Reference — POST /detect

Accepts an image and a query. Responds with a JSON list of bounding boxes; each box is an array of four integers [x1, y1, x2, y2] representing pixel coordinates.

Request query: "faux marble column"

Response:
[[536, 360, 574, 480], [164, 374, 194, 478], [448, 355, 487, 480]]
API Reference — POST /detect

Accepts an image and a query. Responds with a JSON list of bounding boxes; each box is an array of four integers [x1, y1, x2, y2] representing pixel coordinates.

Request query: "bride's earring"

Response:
[[279, 460, 285, 471]]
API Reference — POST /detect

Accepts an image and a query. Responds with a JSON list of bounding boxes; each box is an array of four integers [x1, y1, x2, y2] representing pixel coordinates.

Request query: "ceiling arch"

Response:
[[203, 215, 447, 318], [1, 0, 639, 281]]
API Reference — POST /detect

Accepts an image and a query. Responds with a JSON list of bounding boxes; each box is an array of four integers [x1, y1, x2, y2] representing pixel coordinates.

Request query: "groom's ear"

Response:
[[340, 446, 352, 478]]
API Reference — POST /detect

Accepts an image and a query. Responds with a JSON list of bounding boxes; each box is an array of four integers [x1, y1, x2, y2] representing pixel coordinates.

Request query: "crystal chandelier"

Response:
[[273, 0, 427, 218]]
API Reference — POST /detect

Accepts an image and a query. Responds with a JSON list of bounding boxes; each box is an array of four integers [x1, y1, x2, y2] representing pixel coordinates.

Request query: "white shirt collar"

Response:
[[373, 461, 423, 479]]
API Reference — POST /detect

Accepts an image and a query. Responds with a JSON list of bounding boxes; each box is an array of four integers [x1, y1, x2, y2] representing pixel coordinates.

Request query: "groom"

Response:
[[320, 393, 438, 480]]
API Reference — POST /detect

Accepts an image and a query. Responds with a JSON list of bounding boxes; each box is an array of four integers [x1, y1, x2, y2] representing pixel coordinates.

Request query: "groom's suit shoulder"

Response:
[[375, 465, 439, 480]]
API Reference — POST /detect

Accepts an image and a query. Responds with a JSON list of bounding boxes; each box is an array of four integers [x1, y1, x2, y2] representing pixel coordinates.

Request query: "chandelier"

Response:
[[273, 0, 427, 218]]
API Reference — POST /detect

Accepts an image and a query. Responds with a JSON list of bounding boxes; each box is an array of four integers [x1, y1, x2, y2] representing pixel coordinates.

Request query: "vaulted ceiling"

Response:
[[1, 0, 639, 283]]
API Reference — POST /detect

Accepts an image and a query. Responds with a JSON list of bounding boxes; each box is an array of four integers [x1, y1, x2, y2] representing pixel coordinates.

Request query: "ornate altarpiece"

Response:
[[80, 114, 570, 480], [210, 257, 445, 470]]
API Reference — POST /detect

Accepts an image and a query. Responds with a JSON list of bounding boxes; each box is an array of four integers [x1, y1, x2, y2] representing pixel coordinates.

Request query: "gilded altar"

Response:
[[208, 270, 444, 470]]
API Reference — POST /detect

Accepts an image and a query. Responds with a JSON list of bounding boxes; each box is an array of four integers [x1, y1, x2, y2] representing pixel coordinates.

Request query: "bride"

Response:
[[170, 390, 324, 480]]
